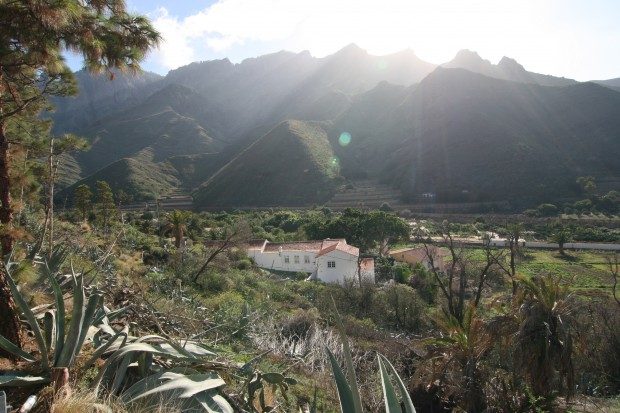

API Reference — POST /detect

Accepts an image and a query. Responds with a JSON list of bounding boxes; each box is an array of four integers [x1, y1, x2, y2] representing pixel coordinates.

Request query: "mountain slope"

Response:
[[332, 68, 620, 206], [51, 68, 162, 133], [73, 84, 223, 175], [62, 150, 181, 202], [193, 120, 342, 207]]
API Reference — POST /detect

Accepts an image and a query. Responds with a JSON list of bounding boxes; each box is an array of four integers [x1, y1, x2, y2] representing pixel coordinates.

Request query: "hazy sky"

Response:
[[68, 0, 620, 81]]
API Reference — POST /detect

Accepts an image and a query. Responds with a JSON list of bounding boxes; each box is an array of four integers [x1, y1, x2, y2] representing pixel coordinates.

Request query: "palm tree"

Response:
[[515, 275, 576, 406], [552, 228, 571, 256], [166, 210, 191, 249], [417, 307, 492, 412]]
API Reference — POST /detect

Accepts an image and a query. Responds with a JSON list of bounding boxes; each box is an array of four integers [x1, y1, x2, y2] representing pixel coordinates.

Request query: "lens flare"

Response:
[[338, 132, 352, 146], [330, 156, 340, 170]]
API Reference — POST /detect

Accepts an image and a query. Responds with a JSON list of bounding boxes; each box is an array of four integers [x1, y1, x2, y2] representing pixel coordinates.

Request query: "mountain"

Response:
[[592, 78, 620, 92], [50, 68, 162, 133], [49, 46, 620, 208], [73, 84, 224, 176], [443, 49, 577, 87], [331, 68, 620, 206], [193, 120, 343, 207]]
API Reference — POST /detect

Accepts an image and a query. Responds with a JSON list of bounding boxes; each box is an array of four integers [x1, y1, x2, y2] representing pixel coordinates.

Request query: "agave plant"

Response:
[[0, 250, 106, 387], [326, 298, 416, 413], [89, 327, 234, 412]]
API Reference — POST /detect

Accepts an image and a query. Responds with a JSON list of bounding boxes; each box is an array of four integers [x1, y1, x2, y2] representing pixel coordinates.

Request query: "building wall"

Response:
[[391, 249, 446, 273], [248, 249, 317, 273], [316, 250, 359, 284]]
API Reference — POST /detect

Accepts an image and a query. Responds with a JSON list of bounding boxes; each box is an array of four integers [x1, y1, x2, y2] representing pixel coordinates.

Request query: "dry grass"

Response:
[[48, 388, 184, 413]]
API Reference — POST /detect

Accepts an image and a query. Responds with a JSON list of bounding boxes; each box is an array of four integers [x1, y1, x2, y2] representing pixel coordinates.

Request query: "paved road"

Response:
[[428, 236, 620, 251]]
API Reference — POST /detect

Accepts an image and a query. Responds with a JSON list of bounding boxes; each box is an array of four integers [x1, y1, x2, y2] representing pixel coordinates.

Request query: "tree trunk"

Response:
[[0, 122, 14, 256]]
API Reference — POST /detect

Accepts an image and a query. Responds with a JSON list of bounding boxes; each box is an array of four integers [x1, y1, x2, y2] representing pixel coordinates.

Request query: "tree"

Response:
[[95, 180, 116, 231], [166, 210, 191, 249], [74, 184, 93, 222], [422, 221, 504, 325], [35, 134, 87, 256], [0, 0, 158, 354], [552, 227, 571, 256], [0, 0, 160, 257], [193, 221, 251, 282], [303, 209, 409, 254], [606, 253, 619, 307], [494, 222, 522, 296], [366, 211, 410, 256], [576, 176, 597, 196], [515, 275, 576, 406]]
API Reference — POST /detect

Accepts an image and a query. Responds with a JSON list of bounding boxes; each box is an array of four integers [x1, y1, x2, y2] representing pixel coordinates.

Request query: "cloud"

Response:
[[147, 0, 620, 81], [151, 7, 197, 68]]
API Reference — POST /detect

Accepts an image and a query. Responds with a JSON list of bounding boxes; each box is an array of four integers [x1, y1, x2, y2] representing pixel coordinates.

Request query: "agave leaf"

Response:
[[111, 354, 133, 394], [93, 341, 206, 391], [73, 292, 102, 363], [331, 297, 363, 413], [83, 325, 129, 370], [2, 264, 49, 371], [43, 310, 56, 352], [0, 334, 36, 362], [378, 355, 400, 413], [193, 389, 234, 413], [127, 372, 225, 403], [326, 347, 357, 413], [93, 306, 128, 326], [44, 264, 66, 365], [137, 351, 153, 378], [56, 273, 85, 367], [378, 354, 416, 413], [0, 374, 50, 387], [121, 367, 202, 401]]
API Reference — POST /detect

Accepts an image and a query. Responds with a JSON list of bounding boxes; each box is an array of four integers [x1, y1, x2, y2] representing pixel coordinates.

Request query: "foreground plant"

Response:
[[326, 299, 416, 413], [0, 249, 105, 388]]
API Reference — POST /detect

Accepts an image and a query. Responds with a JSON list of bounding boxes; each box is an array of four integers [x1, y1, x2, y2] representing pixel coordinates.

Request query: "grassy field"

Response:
[[518, 249, 615, 291]]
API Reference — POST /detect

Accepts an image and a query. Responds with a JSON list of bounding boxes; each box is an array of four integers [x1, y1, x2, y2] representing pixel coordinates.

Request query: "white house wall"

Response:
[[316, 250, 359, 284], [248, 250, 318, 273]]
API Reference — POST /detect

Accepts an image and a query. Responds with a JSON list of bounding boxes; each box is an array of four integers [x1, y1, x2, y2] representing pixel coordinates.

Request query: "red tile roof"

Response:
[[316, 241, 359, 257], [249, 238, 359, 257]]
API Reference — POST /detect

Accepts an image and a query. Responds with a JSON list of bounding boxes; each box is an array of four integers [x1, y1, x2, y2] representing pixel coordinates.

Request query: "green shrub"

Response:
[[536, 203, 558, 217], [393, 263, 413, 284]]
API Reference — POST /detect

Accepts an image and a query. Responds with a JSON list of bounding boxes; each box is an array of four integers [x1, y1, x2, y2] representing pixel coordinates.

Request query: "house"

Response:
[[246, 239, 374, 284], [389, 245, 448, 273]]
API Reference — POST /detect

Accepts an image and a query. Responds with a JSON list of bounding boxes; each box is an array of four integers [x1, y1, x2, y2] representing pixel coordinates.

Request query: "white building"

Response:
[[246, 239, 374, 284]]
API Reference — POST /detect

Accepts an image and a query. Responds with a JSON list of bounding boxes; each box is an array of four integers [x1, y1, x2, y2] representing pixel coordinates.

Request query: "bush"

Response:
[[280, 308, 320, 341], [393, 263, 413, 284], [409, 263, 437, 304], [536, 203, 558, 217]]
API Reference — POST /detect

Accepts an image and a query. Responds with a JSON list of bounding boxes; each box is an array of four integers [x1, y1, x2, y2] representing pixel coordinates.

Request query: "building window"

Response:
[[327, 261, 336, 268], [294, 255, 300, 264], [304, 255, 310, 264], [284, 256, 289, 263]]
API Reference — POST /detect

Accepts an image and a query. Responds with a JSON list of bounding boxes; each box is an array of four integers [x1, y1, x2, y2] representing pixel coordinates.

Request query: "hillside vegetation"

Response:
[[194, 120, 342, 207]]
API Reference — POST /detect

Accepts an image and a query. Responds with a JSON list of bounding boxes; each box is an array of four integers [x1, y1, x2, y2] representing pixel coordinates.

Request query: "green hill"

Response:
[[61, 150, 181, 202], [193, 120, 343, 207]]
